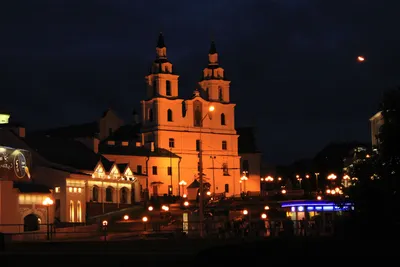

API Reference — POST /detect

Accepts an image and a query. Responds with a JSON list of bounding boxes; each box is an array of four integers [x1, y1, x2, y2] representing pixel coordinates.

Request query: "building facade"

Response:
[[369, 111, 383, 148], [140, 35, 245, 196]]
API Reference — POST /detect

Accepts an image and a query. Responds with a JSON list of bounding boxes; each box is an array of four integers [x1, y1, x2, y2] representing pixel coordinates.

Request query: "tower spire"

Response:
[[209, 41, 217, 54], [157, 32, 166, 48]]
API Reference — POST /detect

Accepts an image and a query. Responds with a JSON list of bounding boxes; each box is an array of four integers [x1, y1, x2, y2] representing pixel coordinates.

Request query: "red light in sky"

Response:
[[357, 56, 365, 62]]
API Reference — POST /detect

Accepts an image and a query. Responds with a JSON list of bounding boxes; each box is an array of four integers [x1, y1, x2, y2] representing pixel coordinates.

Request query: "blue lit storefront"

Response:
[[281, 200, 354, 220], [279, 200, 354, 235]]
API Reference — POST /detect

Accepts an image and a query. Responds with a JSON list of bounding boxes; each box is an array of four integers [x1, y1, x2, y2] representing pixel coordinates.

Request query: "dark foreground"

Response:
[[0, 237, 396, 266]]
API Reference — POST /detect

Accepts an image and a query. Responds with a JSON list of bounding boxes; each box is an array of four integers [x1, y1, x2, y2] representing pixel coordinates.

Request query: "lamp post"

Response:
[[210, 155, 216, 196], [241, 171, 248, 193], [179, 180, 187, 197], [42, 197, 54, 240], [315, 172, 320, 191], [198, 105, 215, 238]]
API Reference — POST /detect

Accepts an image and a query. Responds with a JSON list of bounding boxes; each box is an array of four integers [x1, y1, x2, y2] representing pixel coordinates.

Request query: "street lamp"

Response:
[[315, 172, 320, 191], [343, 174, 350, 187], [179, 180, 187, 197], [327, 173, 337, 180], [240, 172, 248, 192], [42, 197, 54, 240], [198, 105, 215, 238]]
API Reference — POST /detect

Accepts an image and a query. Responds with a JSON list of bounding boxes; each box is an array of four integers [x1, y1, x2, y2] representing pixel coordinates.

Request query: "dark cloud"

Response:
[[1, 0, 399, 164]]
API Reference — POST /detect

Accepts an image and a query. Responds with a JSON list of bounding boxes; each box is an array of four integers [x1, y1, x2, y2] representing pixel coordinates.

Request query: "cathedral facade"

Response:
[[140, 34, 242, 196]]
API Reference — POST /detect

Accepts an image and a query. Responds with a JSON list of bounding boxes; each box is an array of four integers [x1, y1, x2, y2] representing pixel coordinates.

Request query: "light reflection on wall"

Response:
[[19, 194, 49, 205]]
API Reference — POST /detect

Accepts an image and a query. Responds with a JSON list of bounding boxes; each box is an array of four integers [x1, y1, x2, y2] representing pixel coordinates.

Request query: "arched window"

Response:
[[166, 80, 171, 96], [193, 100, 202, 127], [69, 200, 74, 222], [167, 109, 173, 122], [106, 186, 113, 202], [242, 160, 249, 173], [149, 109, 153, 122], [221, 113, 226, 125], [218, 87, 223, 101], [120, 187, 128, 204], [76, 201, 82, 223], [92, 185, 99, 202], [181, 101, 187, 117]]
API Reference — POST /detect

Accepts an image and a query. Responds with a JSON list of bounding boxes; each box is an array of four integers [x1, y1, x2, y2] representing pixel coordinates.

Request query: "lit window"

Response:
[[55, 187, 60, 193], [73, 187, 77, 193], [68, 187, 72, 193], [78, 188, 82, 193]]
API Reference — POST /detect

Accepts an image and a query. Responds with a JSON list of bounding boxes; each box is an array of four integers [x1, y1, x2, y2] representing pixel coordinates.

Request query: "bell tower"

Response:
[[145, 33, 179, 99], [198, 41, 231, 103]]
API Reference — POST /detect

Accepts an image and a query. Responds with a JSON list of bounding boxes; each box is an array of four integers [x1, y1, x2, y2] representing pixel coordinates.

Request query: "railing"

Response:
[[0, 218, 334, 243]]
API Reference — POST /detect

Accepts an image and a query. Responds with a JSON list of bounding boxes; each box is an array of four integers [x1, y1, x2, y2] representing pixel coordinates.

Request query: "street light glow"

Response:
[[42, 197, 54, 206], [261, 213, 267, 219], [148, 206, 154, 211], [123, 215, 129, 220], [142, 216, 148, 222], [208, 105, 215, 112]]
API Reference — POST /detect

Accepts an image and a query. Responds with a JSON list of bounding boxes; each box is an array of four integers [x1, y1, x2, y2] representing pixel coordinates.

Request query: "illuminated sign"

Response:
[[0, 146, 32, 181]]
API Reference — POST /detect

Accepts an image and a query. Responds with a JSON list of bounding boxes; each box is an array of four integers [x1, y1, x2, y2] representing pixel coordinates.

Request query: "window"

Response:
[[169, 138, 175, 148], [222, 163, 229, 176], [120, 187, 128, 204], [167, 109, 173, 122], [106, 186, 113, 202], [137, 165, 142, 174], [193, 100, 202, 127], [76, 201, 82, 223], [225, 184, 229, 193], [149, 109, 153, 122], [55, 187, 60, 193], [166, 80, 171, 96], [153, 79, 157, 96], [221, 113, 226, 125], [152, 166, 158, 175], [196, 140, 200, 151], [218, 87, 223, 101], [242, 160, 250, 173], [222, 141, 227, 150], [69, 201, 74, 222], [168, 166, 172, 176], [92, 186, 99, 202]]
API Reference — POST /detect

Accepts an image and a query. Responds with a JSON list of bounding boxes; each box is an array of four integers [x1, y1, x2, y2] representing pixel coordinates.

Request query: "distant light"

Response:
[[206, 191, 211, 196], [242, 209, 248, 215], [317, 196, 322, 200], [184, 201, 189, 207], [183, 194, 187, 198], [162, 205, 169, 211], [261, 213, 267, 219], [209, 105, 215, 112], [357, 56, 365, 62], [102, 220, 108, 226], [142, 216, 148, 222], [148, 206, 154, 211], [281, 189, 287, 194], [123, 215, 129, 220], [264, 205, 270, 210]]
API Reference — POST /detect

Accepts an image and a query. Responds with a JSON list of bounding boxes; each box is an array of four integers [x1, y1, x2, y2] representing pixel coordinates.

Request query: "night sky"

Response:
[[1, 0, 400, 164]]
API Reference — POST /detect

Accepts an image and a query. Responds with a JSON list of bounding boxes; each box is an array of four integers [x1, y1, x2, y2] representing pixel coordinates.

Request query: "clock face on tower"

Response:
[[13, 151, 28, 179]]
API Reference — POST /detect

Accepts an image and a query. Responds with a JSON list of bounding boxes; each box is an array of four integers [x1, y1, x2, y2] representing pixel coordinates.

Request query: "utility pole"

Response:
[[198, 105, 215, 238], [210, 156, 216, 196]]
